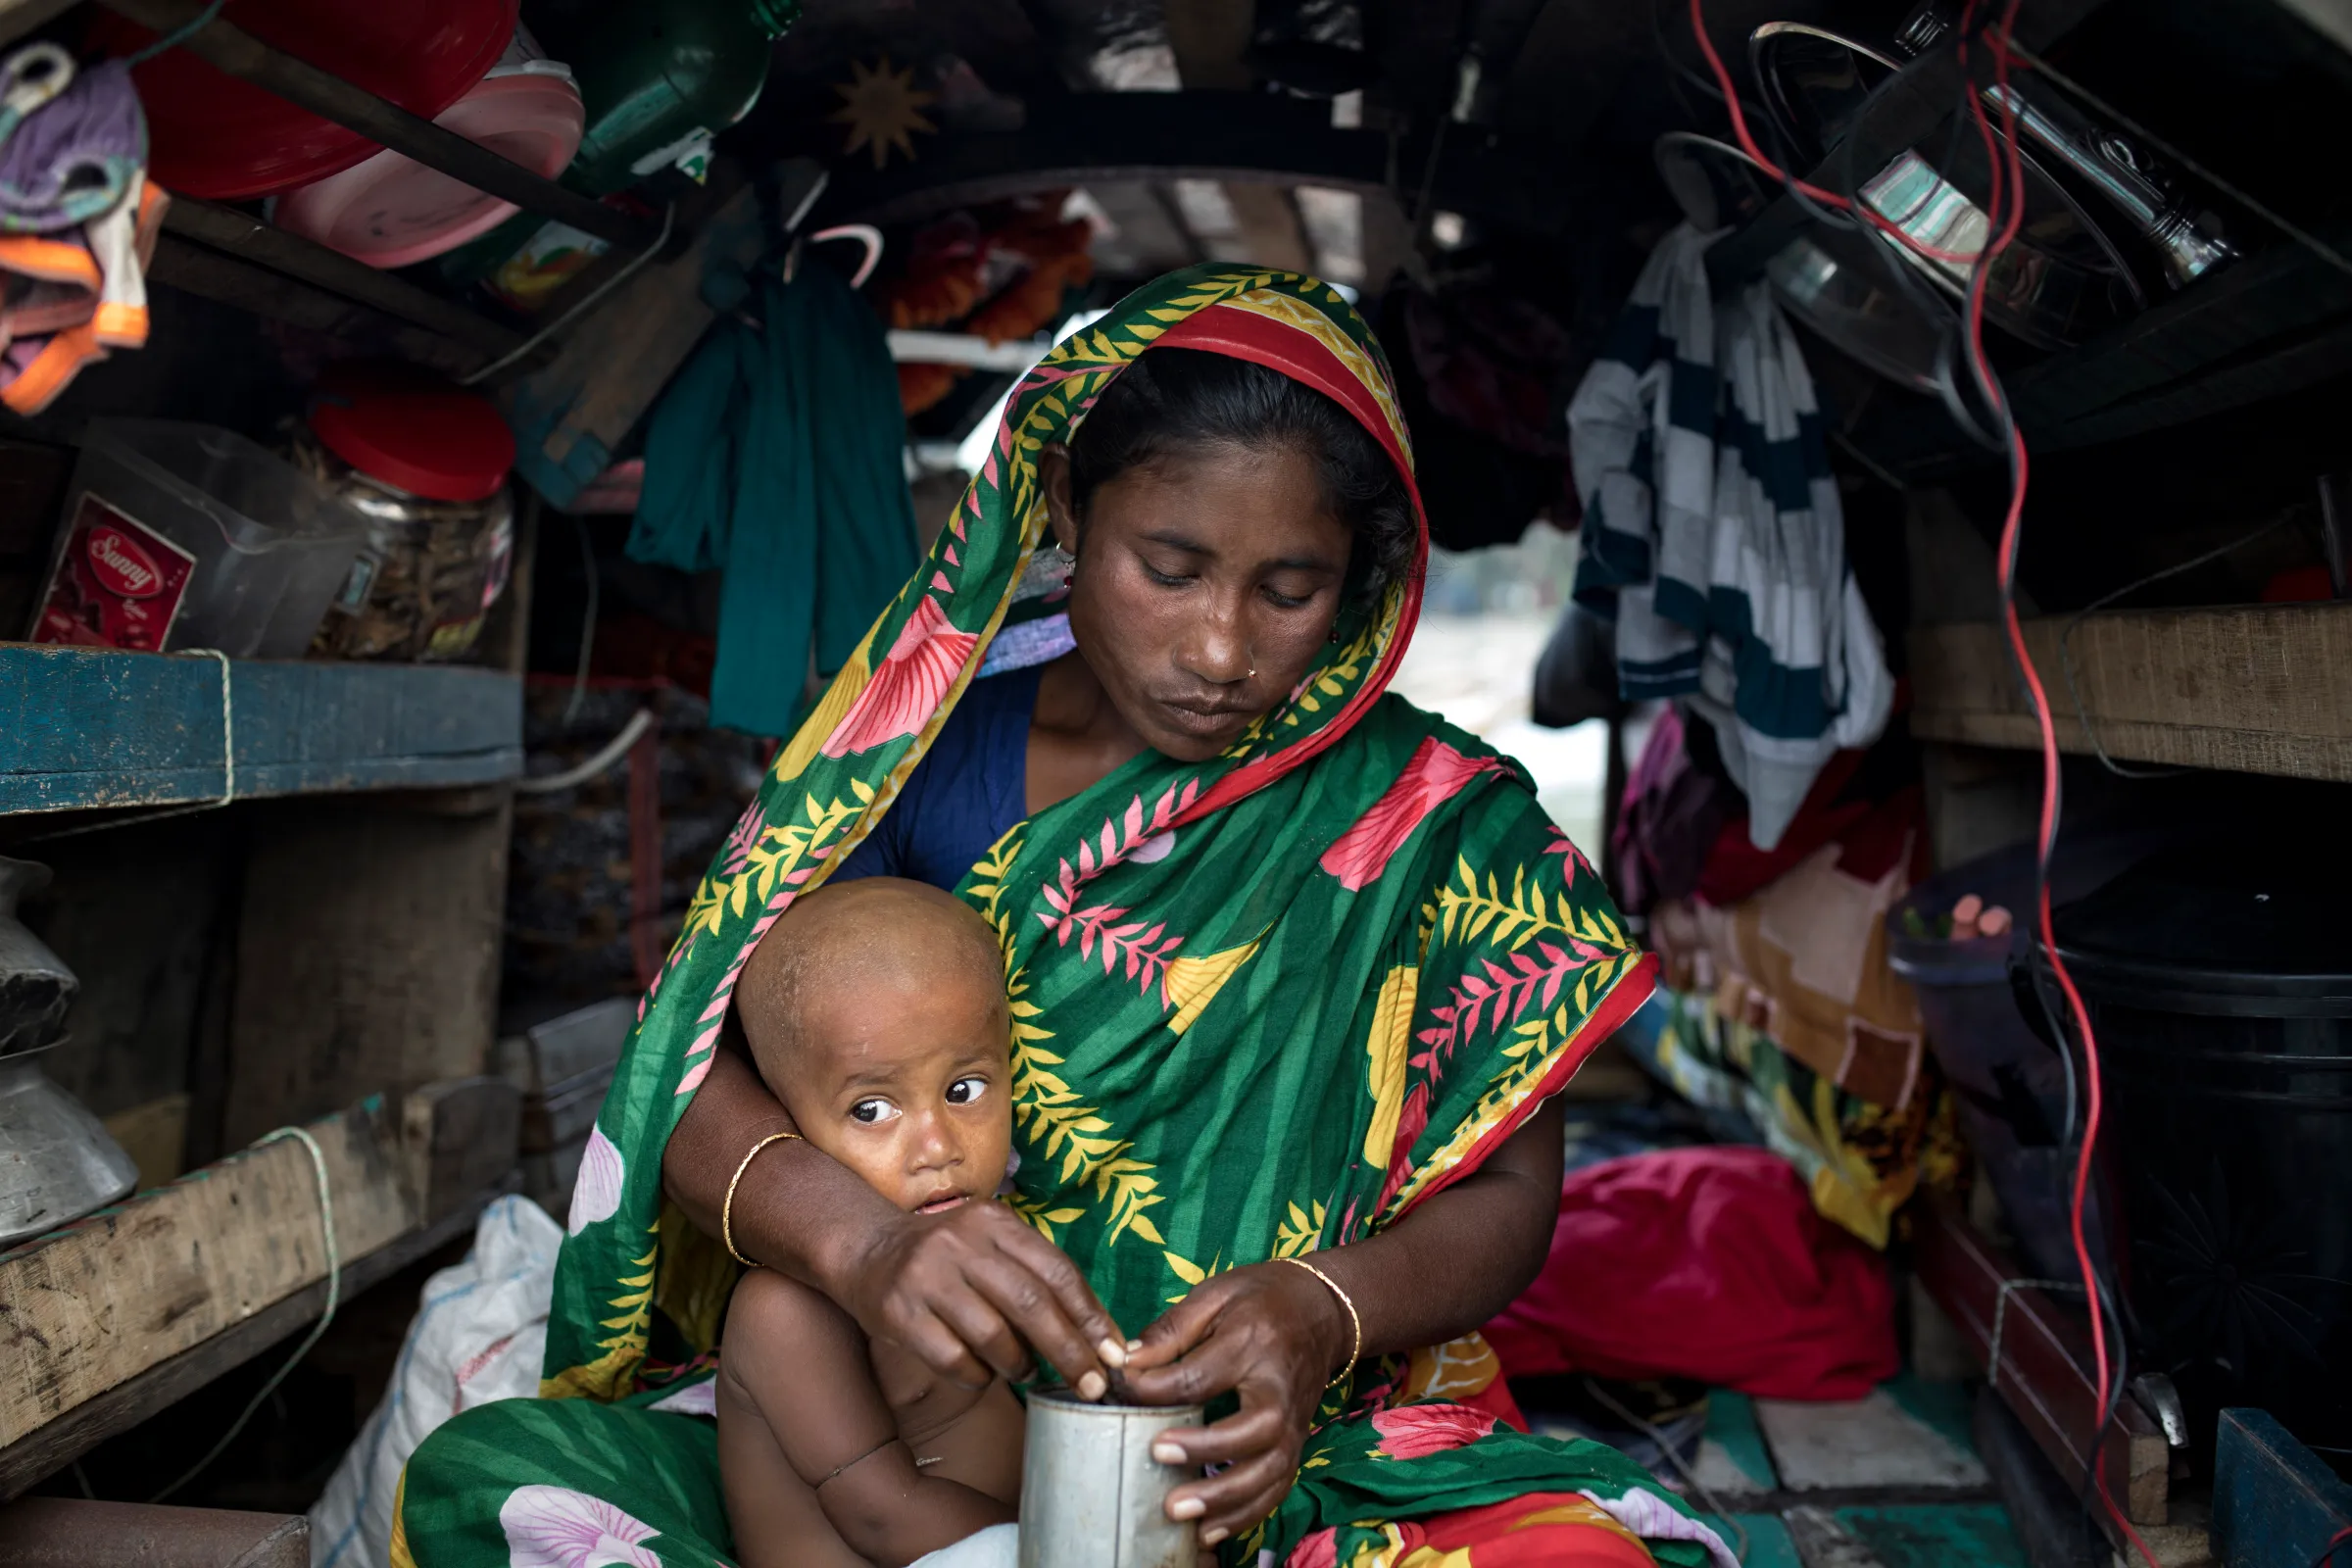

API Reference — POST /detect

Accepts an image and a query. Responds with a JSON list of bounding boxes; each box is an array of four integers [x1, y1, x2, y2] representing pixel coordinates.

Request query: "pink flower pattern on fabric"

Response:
[[1319, 738, 1508, 890], [498, 1485, 662, 1568], [566, 1127, 623, 1237], [821, 596, 980, 758], [1283, 1527, 1340, 1568], [1370, 1403, 1498, 1460]]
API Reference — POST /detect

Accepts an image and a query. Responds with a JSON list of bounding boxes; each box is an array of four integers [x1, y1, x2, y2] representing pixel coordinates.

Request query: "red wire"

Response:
[[1968, 17, 2160, 1568], [1685, 1, 2160, 1560]]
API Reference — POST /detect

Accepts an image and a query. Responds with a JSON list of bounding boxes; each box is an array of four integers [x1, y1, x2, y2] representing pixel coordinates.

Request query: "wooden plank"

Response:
[[0, 1182, 509, 1502], [1908, 604, 2352, 782], [1912, 1196, 2170, 1530], [0, 646, 522, 815], [501, 182, 768, 506], [2213, 1408, 2352, 1568], [0, 0, 74, 49], [162, 200, 534, 371], [403, 1077, 520, 1224], [96, 0, 656, 253], [146, 235, 490, 380], [0, 1097, 415, 1450]]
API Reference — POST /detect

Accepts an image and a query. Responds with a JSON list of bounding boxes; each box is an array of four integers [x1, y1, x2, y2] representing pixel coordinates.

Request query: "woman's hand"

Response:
[[1114, 1261, 1351, 1549], [840, 1198, 1130, 1398]]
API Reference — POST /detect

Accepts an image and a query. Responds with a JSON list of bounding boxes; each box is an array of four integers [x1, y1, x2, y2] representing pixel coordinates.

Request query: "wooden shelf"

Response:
[[0, 1080, 519, 1499], [0, 646, 522, 816], [1909, 603, 2352, 780]]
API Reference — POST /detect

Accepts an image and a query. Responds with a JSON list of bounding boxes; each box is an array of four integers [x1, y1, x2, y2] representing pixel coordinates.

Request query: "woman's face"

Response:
[[1043, 440, 1354, 762]]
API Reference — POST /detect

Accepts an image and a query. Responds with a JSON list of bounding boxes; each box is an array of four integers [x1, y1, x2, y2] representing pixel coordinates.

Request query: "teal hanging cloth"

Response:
[[631, 260, 918, 737]]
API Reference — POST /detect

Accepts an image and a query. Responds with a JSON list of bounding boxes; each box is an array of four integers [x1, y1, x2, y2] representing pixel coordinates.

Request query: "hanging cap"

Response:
[[308, 360, 515, 503]]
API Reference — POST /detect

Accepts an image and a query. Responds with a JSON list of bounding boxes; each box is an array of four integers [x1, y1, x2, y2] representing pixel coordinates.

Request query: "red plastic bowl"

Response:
[[91, 0, 518, 200]]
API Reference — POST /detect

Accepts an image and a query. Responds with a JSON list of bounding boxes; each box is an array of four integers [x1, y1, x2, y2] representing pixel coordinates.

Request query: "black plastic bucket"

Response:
[[2052, 849, 2352, 1471]]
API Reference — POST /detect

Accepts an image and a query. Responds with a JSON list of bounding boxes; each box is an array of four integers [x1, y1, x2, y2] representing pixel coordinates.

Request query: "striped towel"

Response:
[[1569, 223, 1891, 852]]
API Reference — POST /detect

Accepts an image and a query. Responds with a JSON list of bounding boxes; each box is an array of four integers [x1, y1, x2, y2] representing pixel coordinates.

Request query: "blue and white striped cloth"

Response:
[[1569, 223, 1892, 852]]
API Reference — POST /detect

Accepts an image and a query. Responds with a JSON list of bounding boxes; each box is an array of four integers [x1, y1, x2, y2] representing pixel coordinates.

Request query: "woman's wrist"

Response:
[[1273, 1256, 1359, 1383]]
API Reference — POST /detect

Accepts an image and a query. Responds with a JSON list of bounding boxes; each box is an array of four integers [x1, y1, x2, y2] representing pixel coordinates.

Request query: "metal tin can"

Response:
[[1018, 1388, 1203, 1568]]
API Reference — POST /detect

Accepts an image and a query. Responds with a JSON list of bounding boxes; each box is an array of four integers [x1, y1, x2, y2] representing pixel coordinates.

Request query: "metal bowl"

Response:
[[1749, 22, 2143, 349], [1655, 132, 1953, 395]]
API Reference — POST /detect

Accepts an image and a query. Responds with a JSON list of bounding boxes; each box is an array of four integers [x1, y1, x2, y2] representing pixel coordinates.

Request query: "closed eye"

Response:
[[1261, 585, 1313, 610]]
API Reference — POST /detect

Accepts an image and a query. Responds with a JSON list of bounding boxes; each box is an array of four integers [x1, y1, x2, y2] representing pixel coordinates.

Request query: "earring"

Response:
[[1328, 626, 1342, 644]]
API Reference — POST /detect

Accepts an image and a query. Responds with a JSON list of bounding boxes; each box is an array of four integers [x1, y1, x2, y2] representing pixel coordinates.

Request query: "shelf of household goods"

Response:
[[0, 1078, 520, 1500], [93, 0, 660, 254], [1908, 600, 2352, 782], [0, 644, 523, 816]]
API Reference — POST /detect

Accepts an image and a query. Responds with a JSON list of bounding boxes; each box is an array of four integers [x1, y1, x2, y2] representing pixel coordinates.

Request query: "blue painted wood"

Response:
[[1836, 1503, 2033, 1568], [1702, 1514, 1799, 1568], [0, 644, 521, 814], [1705, 1390, 1782, 1492], [2214, 1408, 2352, 1568]]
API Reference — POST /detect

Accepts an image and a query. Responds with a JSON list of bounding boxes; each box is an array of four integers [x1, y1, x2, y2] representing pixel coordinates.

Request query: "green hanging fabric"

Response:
[[632, 261, 918, 737]]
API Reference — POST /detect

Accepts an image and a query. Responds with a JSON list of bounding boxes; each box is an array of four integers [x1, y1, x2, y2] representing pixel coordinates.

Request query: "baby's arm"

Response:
[[719, 1267, 1014, 1568]]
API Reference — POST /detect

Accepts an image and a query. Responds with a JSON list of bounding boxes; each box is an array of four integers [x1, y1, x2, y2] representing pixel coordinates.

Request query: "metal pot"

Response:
[[1749, 22, 2144, 350], [1018, 1389, 1203, 1568], [0, 858, 137, 1248]]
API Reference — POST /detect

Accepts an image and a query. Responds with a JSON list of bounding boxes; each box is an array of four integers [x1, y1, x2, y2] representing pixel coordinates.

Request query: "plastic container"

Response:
[[299, 363, 516, 662], [91, 0, 518, 200], [270, 65, 585, 270], [26, 420, 368, 659], [1885, 833, 2162, 1282], [2052, 844, 2352, 1464]]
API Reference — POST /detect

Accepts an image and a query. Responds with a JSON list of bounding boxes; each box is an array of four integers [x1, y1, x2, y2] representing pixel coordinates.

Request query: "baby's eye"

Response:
[[850, 1099, 901, 1125], [945, 1076, 989, 1105]]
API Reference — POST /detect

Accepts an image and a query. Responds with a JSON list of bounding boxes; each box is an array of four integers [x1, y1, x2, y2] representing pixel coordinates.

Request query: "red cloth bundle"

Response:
[[1485, 1147, 1899, 1401]]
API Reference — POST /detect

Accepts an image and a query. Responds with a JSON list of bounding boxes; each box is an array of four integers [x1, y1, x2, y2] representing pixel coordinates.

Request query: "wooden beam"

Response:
[[0, 647, 522, 817], [0, 1097, 416, 1450], [0, 1499, 309, 1567], [96, 0, 657, 253], [1912, 1196, 2171, 1532], [162, 199, 536, 369], [0, 1180, 512, 1502], [1909, 603, 2352, 782], [146, 235, 491, 380]]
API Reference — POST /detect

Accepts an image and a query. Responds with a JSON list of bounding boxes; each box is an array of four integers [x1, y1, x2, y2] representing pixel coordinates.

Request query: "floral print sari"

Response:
[[396, 268, 1734, 1568]]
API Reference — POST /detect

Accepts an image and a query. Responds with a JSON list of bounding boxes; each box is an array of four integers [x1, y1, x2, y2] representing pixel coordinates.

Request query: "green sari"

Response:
[[397, 269, 1732, 1568]]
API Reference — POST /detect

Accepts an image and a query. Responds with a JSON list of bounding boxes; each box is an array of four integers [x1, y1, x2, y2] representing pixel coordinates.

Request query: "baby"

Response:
[[718, 877, 1028, 1568]]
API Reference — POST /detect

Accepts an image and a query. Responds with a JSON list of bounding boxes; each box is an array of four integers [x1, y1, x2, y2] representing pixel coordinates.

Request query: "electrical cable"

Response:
[[151, 1126, 340, 1503], [1690, 3, 2160, 1558], [2315, 1523, 2352, 1568]]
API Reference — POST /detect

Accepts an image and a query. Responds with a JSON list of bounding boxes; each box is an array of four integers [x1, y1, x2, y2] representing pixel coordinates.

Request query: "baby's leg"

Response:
[[717, 1273, 866, 1568]]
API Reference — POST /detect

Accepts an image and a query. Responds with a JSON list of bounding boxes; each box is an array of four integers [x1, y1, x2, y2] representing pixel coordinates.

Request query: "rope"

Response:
[[150, 1124, 341, 1502]]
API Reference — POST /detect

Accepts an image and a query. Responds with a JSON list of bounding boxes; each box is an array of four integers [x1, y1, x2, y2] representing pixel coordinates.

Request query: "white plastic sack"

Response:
[[310, 1195, 565, 1568]]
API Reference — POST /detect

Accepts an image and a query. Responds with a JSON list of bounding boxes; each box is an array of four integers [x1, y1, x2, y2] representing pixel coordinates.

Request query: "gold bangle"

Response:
[[722, 1131, 802, 1267], [1276, 1255, 1361, 1392]]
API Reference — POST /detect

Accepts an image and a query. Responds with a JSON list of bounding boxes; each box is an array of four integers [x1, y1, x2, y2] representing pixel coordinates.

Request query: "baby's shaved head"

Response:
[[737, 877, 1007, 1078]]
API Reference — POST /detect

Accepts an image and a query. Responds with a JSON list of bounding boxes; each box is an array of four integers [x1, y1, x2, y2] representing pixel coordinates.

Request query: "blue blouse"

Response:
[[831, 664, 1042, 892]]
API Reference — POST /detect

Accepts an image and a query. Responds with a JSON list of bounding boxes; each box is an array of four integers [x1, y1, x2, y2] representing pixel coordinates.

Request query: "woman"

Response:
[[398, 269, 1734, 1568]]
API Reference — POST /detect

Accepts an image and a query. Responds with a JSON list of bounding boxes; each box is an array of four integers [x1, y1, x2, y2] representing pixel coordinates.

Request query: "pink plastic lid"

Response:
[[310, 362, 515, 503], [273, 71, 584, 270]]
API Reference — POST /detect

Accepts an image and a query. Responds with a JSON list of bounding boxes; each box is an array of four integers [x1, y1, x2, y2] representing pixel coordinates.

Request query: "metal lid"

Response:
[[308, 361, 515, 504]]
